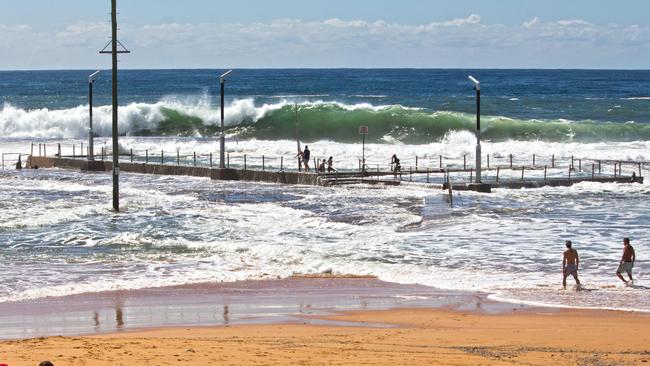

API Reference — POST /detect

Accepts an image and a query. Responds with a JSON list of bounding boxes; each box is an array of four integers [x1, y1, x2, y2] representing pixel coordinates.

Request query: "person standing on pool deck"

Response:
[[616, 237, 636, 285], [327, 156, 335, 172], [302, 146, 310, 172], [563, 240, 581, 290]]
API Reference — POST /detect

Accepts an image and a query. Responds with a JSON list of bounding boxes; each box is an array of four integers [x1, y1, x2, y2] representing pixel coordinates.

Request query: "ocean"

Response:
[[0, 69, 649, 312]]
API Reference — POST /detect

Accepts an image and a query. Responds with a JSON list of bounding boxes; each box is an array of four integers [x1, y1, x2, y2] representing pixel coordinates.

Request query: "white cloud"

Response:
[[432, 14, 482, 27], [557, 19, 593, 27], [323, 18, 369, 28], [0, 15, 649, 69], [523, 17, 540, 29]]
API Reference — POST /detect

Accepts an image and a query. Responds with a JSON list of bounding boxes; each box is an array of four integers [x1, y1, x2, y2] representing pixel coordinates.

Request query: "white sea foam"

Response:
[[0, 137, 648, 311]]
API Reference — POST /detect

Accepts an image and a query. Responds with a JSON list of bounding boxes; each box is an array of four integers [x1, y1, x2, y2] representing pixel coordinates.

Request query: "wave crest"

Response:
[[2, 100, 650, 143]]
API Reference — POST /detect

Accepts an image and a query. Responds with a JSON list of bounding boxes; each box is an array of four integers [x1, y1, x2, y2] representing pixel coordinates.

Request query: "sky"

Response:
[[1, 0, 649, 70]]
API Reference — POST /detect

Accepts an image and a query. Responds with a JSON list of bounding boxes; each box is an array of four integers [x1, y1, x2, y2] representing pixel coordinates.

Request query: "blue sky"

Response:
[[1, 0, 649, 69]]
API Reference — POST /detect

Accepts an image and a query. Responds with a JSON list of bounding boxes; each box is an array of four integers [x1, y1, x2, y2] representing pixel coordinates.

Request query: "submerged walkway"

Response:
[[26, 156, 643, 193]]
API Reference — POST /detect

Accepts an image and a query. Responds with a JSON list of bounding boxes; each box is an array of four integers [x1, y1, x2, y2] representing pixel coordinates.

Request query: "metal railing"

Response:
[[29, 141, 647, 184], [2, 153, 29, 170]]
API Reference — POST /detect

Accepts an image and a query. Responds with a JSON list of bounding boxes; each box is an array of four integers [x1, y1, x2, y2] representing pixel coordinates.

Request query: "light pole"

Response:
[[88, 70, 100, 161], [359, 126, 368, 174], [219, 70, 233, 169], [468, 75, 481, 184], [99, 0, 130, 211], [110, 0, 119, 211]]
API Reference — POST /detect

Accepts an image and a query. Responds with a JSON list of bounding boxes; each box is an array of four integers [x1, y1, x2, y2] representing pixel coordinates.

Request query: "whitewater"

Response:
[[3, 99, 650, 142], [0, 68, 649, 312]]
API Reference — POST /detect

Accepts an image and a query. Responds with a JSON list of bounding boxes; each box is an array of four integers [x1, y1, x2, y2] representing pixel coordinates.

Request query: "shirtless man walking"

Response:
[[616, 237, 636, 285], [563, 240, 581, 290]]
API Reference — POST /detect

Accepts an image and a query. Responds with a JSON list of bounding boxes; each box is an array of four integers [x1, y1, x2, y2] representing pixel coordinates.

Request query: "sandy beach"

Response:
[[2, 307, 650, 365], [1, 278, 650, 365]]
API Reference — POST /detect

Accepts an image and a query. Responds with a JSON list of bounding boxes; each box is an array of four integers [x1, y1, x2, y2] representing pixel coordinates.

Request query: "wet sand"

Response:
[[1, 277, 650, 365], [0, 276, 503, 340]]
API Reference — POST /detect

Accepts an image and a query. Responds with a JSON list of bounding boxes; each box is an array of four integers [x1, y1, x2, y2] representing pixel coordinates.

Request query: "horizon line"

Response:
[[2, 66, 650, 72]]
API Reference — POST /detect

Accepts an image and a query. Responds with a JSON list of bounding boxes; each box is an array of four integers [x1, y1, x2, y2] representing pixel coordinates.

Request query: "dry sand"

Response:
[[2, 307, 650, 366]]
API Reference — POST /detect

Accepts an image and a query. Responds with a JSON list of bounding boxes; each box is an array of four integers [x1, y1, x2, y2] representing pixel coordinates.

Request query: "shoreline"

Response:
[[0, 276, 528, 341], [1, 277, 649, 365]]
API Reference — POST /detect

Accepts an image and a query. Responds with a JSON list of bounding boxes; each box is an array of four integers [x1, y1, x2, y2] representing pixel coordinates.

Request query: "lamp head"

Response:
[[220, 69, 233, 83], [468, 75, 480, 91], [89, 70, 101, 83]]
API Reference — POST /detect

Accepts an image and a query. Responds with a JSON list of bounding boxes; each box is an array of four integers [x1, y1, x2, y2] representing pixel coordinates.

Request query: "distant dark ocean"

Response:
[[1, 69, 650, 142]]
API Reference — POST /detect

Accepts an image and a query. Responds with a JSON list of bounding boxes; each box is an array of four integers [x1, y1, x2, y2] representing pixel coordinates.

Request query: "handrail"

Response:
[[2, 153, 29, 170], [28, 140, 646, 181]]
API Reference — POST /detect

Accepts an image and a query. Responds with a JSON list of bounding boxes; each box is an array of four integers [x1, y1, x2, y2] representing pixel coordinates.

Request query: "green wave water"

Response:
[[121, 103, 650, 143]]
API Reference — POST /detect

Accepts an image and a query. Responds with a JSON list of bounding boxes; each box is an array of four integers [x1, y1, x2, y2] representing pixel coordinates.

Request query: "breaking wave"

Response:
[[2, 99, 650, 143]]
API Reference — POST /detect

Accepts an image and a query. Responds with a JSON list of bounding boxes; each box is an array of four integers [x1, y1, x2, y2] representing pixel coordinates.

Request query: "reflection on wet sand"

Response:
[[0, 278, 498, 340]]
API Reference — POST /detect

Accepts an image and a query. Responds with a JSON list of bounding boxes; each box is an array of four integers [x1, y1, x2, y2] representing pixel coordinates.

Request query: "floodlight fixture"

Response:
[[468, 75, 480, 90]]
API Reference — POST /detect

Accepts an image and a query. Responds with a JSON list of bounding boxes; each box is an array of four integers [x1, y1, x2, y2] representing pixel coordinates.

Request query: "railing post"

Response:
[[58, 143, 61, 158], [409, 167, 412, 182], [193, 152, 196, 166], [463, 154, 466, 170], [38, 143, 41, 156], [145, 149, 148, 164], [487, 154, 490, 169], [280, 156, 284, 172], [101, 147, 105, 161], [262, 155, 265, 171], [81, 143, 84, 157], [227, 153, 230, 168], [598, 160, 601, 175], [614, 163, 617, 177], [521, 166, 524, 181], [552, 154, 555, 168], [571, 155, 574, 170], [569, 166, 572, 180], [509, 154, 513, 169], [592, 164, 595, 180], [496, 167, 500, 183], [439, 155, 442, 169], [533, 154, 536, 166], [427, 168, 430, 183], [210, 153, 213, 168], [161, 150, 164, 165], [31, 143, 34, 156], [313, 157, 316, 172], [469, 168, 473, 182], [544, 165, 547, 181], [73, 145, 76, 159], [578, 159, 581, 172], [244, 154, 247, 170], [43, 144, 46, 157], [130, 148, 133, 162], [415, 156, 418, 171], [177, 150, 180, 165]]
